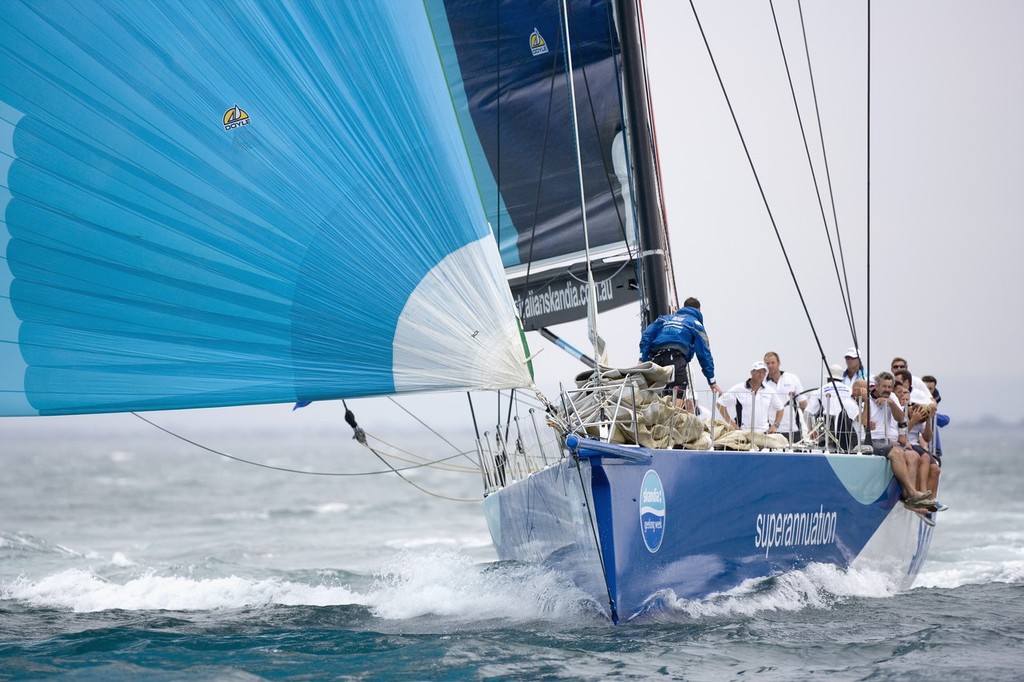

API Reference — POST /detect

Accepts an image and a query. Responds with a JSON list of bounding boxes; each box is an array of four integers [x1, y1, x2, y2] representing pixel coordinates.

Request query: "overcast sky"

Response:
[[9, 0, 1022, 442]]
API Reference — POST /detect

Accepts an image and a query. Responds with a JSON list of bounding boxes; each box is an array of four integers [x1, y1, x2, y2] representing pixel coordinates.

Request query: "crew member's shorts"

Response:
[[650, 348, 690, 394]]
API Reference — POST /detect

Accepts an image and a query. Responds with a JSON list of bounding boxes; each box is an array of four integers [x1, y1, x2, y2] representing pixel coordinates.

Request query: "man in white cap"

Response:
[[718, 361, 786, 434], [842, 347, 866, 387]]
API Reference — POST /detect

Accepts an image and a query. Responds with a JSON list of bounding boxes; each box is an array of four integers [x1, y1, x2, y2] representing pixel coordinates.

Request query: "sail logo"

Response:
[[517, 278, 615, 318], [223, 105, 250, 130], [639, 470, 666, 553], [529, 28, 549, 56]]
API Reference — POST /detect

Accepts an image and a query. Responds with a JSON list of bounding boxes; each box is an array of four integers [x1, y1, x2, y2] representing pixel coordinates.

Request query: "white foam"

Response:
[[914, 559, 1024, 589], [364, 549, 597, 621], [656, 563, 902, 619], [384, 534, 494, 552], [1, 569, 358, 612], [0, 550, 596, 622], [110, 552, 136, 567]]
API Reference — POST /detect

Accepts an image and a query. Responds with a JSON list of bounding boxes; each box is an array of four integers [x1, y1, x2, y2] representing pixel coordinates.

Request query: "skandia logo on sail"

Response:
[[223, 105, 250, 131], [517, 278, 615, 318], [529, 28, 548, 56], [639, 470, 666, 553], [754, 505, 837, 558]]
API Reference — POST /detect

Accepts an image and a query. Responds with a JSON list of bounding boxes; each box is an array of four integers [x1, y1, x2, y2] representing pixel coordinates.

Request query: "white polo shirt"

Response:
[[866, 394, 902, 444], [720, 381, 787, 433], [765, 370, 806, 434]]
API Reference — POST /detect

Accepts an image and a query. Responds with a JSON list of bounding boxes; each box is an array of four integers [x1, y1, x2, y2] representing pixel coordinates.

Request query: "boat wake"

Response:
[[634, 563, 908, 622], [0, 549, 601, 623], [5, 546, 1021, 624]]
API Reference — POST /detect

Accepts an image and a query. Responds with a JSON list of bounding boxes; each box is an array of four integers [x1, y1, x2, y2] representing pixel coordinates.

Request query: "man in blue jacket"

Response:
[[639, 297, 722, 397]]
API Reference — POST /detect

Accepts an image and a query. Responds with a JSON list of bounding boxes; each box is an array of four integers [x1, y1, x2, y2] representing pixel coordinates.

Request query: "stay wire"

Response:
[[769, 0, 859, 347], [689, 0, 830, 370], [342, 401, 483, 502], [129, 412, 479, 489], [795, 0, 859, 349], [386, 396, 478, 467], [866, 0, 872, 375]]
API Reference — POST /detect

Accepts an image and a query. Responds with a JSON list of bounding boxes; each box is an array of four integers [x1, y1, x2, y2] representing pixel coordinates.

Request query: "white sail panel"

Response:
[[393, 236, 532, 394]]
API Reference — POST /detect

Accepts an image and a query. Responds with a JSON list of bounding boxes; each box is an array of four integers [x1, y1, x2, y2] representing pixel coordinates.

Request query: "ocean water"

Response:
[[1, 415, 1022, 681]]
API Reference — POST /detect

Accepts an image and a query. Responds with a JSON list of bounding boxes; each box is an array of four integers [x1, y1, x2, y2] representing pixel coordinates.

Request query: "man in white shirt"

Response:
[[763, 351, 807, 442], [891, 357, 931, 400], [718, 361, 786, 434], [862, 372, 933, 508]]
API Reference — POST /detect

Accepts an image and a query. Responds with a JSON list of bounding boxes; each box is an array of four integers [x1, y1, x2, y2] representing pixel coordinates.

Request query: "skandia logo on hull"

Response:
[[639, 470, 666, 553], [754, 505, 837, 558], [223, 105, 250, 131]]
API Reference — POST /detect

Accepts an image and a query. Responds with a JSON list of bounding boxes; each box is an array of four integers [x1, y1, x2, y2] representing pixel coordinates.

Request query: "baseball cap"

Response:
[[844, 347, 859, 359], [751, 361, 767, 372]]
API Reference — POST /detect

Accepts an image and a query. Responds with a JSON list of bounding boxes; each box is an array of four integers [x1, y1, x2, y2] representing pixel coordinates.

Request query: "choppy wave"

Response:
[[5, 541, 1023, 624], [0, 549, 599, 622], [639, 562, 904, 621], [0, 532, 83, 558], [1, 569, 359, 612]]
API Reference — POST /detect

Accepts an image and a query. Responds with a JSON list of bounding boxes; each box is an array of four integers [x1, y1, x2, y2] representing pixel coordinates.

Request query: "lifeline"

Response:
[[754, 505, 837, 558]]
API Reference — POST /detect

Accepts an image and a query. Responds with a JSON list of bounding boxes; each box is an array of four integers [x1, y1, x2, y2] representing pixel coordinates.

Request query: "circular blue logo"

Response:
[[639, 470, 666, 553]]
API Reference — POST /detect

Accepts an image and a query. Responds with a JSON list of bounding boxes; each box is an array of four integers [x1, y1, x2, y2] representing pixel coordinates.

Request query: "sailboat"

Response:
[[0, 1, 932, 623]]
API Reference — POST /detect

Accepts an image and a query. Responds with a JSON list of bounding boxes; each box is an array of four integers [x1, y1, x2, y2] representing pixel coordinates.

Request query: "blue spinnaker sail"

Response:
[[0, 1, 532, 416]]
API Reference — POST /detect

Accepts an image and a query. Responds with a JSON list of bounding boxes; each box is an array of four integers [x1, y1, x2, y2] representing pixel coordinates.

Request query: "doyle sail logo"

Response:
[[529, 28, 549, 56], [639, 470, 666, 553], [223, 105, 250, 131]]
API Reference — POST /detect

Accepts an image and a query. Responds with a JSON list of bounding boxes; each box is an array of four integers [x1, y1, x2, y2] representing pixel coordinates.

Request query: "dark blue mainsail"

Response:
[[426, 0, 641, 329]]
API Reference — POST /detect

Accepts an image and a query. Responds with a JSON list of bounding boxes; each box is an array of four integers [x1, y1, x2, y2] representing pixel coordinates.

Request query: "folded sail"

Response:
[[0, 1, 531, 416], [426, 0, 640, 330]]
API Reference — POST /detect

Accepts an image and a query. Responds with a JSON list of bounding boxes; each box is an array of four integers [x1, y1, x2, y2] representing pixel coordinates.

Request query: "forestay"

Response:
[[0, 1, 533, 416]]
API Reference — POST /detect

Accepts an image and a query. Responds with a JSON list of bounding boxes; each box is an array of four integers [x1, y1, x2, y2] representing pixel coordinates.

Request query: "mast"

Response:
[[613, 0, 674, 326]]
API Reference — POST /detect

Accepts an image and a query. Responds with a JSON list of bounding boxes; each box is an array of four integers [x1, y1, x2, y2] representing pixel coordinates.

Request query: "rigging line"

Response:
[[495, 0, 502, 256], [634, 0, 679, 310], [796, 0, 859, 349], [385, 396, 478, 466], [519, 19, 565, 327], [688, 0, 831, 369], [561, 0, 607, 363], [768, 0, 858, 345], [560, 0, 597, 267], [129, 412, 471, 477], [866, 0, 872, 376], [564, 256, 633, 284], [361, 435, 480, 473], [577, 8, 636, 255], [573, 455, 617, 622], [360, 445, 483, 503], [503, 388, 517, 445]]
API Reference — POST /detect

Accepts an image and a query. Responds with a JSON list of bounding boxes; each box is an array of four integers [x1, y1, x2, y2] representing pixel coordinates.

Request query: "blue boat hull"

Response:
[[484, 440, 934, 622]]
